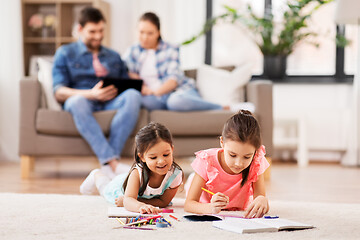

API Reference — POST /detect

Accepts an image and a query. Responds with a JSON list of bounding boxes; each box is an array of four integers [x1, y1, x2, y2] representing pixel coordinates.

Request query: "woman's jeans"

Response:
[[64, 89, 142, 165], [141, 88, 222, 111]]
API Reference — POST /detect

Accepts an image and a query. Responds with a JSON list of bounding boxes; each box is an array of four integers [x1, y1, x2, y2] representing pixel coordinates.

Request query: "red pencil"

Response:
[[169, 214, 179, 221]]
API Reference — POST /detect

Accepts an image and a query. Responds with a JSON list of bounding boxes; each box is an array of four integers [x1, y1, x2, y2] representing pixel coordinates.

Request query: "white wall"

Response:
[[273, 83, 352, 162], [104, 0, 206, 69], [0, 0, 23, 161]]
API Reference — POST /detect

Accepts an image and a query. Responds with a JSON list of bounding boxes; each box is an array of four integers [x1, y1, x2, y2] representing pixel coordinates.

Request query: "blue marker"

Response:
[[264, 216, 279, 219]]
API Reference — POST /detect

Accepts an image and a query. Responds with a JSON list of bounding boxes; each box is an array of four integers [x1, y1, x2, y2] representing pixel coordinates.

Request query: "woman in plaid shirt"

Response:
[[123, 12, 224, 112]]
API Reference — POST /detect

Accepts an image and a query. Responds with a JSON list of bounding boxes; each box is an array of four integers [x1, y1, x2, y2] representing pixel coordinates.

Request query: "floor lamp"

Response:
[[335, 0, 360, 166]]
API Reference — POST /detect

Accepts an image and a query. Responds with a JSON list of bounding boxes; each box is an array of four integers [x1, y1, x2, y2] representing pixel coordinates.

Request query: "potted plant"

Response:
[[183, 0, 334, 79]]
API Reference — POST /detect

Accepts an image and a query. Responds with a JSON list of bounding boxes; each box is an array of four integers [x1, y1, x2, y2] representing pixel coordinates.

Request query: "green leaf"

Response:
[[336, 34, 351, 48], [181, 0, 333, 55]]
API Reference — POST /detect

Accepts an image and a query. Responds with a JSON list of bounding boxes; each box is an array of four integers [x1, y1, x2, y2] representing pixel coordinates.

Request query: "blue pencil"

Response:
[[162, 218, 172, 227]]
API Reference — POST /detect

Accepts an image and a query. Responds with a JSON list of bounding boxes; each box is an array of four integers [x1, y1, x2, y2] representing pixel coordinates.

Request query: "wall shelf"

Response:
[[22, 0, 110, 75]]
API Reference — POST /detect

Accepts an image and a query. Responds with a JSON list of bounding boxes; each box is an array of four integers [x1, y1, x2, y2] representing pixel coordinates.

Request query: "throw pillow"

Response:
[[196, 64, 252, 106], [37, 57, 62, 111]]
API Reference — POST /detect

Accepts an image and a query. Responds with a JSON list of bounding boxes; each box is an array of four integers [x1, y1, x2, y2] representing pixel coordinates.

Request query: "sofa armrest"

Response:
[[246, 80, 273, 157], [19, 77, 42, 155]]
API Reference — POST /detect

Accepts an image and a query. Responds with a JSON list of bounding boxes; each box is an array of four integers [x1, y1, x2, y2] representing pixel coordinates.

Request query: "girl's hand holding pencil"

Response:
[[202, 188, 229, 214]]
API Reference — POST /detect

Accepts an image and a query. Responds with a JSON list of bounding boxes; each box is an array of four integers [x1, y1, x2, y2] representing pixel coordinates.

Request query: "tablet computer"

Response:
[[102, 77, 143, 95]]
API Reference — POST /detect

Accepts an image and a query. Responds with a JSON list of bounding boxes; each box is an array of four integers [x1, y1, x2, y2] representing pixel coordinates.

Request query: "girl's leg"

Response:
[[94, 171, 112, 197], [79, 169, 112, 196], [166, 88, 223, 112], [80, 169, 100, 195]]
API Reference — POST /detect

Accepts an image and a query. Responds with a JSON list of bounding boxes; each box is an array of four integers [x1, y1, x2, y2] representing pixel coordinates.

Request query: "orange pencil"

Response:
[[169, 214, 179, 221], [201, 187, 215, 195]]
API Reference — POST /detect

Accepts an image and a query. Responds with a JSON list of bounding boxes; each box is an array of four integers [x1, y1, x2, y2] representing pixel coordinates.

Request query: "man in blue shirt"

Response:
[[52, 7, 142, 179]]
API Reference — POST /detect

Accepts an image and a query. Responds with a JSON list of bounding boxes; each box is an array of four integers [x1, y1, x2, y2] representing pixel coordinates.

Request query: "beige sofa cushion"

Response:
[[149, 110, 236, 136], [36, 109, 149, 137]]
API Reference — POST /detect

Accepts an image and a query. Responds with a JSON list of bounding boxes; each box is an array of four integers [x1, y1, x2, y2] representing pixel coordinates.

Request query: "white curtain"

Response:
[[0, 0, 23, 161]]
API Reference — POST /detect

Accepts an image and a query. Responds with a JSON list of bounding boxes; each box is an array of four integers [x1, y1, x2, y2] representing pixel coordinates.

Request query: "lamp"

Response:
[[335, 0, 360, 166]]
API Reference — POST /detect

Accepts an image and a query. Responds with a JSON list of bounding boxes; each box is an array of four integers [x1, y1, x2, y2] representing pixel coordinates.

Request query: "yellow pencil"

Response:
[[201, 187, 215, 195], [116, 217, 125, 225]]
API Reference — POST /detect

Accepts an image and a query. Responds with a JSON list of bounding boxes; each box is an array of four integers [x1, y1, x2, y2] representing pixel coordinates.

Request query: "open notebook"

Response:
[[213, 217, 314, 234]]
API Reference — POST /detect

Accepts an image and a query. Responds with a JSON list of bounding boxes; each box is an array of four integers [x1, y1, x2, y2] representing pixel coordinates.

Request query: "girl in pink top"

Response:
[[184, 110, 270, 218]]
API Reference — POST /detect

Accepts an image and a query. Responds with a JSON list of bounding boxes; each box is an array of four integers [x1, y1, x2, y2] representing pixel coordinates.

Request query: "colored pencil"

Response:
[[123, 226, 155, 230], [169, 215, 179, 221], [116, 218, 125, 225], [126, 219, 148, 226], [162, 217, 172, 227], [201, 187, 215, 195], [143, 215, 162, 221]]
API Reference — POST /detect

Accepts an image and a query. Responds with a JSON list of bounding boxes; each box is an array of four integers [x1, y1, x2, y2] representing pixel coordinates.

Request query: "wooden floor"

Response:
[[1, 158, 360, 204]]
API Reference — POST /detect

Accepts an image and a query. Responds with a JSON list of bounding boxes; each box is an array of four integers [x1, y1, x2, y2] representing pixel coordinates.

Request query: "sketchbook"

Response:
[[212, 217, 314, 234], [107, 207, 157, 218]]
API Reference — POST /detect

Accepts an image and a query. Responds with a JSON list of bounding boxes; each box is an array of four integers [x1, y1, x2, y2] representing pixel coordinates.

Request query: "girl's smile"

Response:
[[140, 140, 174, 176], [156, 164, 167, 169]]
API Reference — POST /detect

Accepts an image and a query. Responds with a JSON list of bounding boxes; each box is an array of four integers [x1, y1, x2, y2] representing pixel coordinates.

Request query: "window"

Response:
[[345, 25, 358, 75], [275, 1, 337, 75], [207, 0, 353, 82], [212, 0, 264, 75]]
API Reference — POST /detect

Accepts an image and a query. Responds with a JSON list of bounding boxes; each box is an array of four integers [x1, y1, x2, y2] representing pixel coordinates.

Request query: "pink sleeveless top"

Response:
[[191, 145, 269, 210]]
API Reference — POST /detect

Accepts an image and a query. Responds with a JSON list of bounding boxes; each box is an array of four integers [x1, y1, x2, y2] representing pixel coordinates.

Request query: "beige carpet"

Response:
[[1, 193, 360, 239]]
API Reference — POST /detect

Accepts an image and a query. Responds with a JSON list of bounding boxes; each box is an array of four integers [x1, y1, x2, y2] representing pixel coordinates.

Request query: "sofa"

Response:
[[19, 67, 273, 179]]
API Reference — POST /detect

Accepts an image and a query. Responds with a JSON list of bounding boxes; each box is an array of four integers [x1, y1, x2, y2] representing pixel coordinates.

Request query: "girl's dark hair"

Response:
[[222, 110, 262, 186], [139, 12, 162, 41], [122, 122, 182, 195], [79, 7, 106, 27]]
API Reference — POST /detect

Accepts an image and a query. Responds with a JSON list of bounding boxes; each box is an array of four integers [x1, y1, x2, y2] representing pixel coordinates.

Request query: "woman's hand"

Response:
[[210, 192, 229, 214], [139, 204, 161, 214], [115, 196, 124, 207], [141, 85, 153, 96], [244, 195, 269, 218]]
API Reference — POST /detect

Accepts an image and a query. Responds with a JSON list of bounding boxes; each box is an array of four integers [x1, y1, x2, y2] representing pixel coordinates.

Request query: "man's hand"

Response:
[[90, 81, 118, 102], [210, 192, 229, 214], [244, 195, 269, 218]]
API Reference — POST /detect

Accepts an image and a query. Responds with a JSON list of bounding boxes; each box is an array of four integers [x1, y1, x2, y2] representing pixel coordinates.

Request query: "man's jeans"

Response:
[[141, 88, 222, 111], [64, 89, 142, 165]]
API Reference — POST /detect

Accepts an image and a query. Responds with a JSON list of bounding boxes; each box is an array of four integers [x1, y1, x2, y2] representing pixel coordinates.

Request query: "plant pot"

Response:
[[263, 55, 287, 80]]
